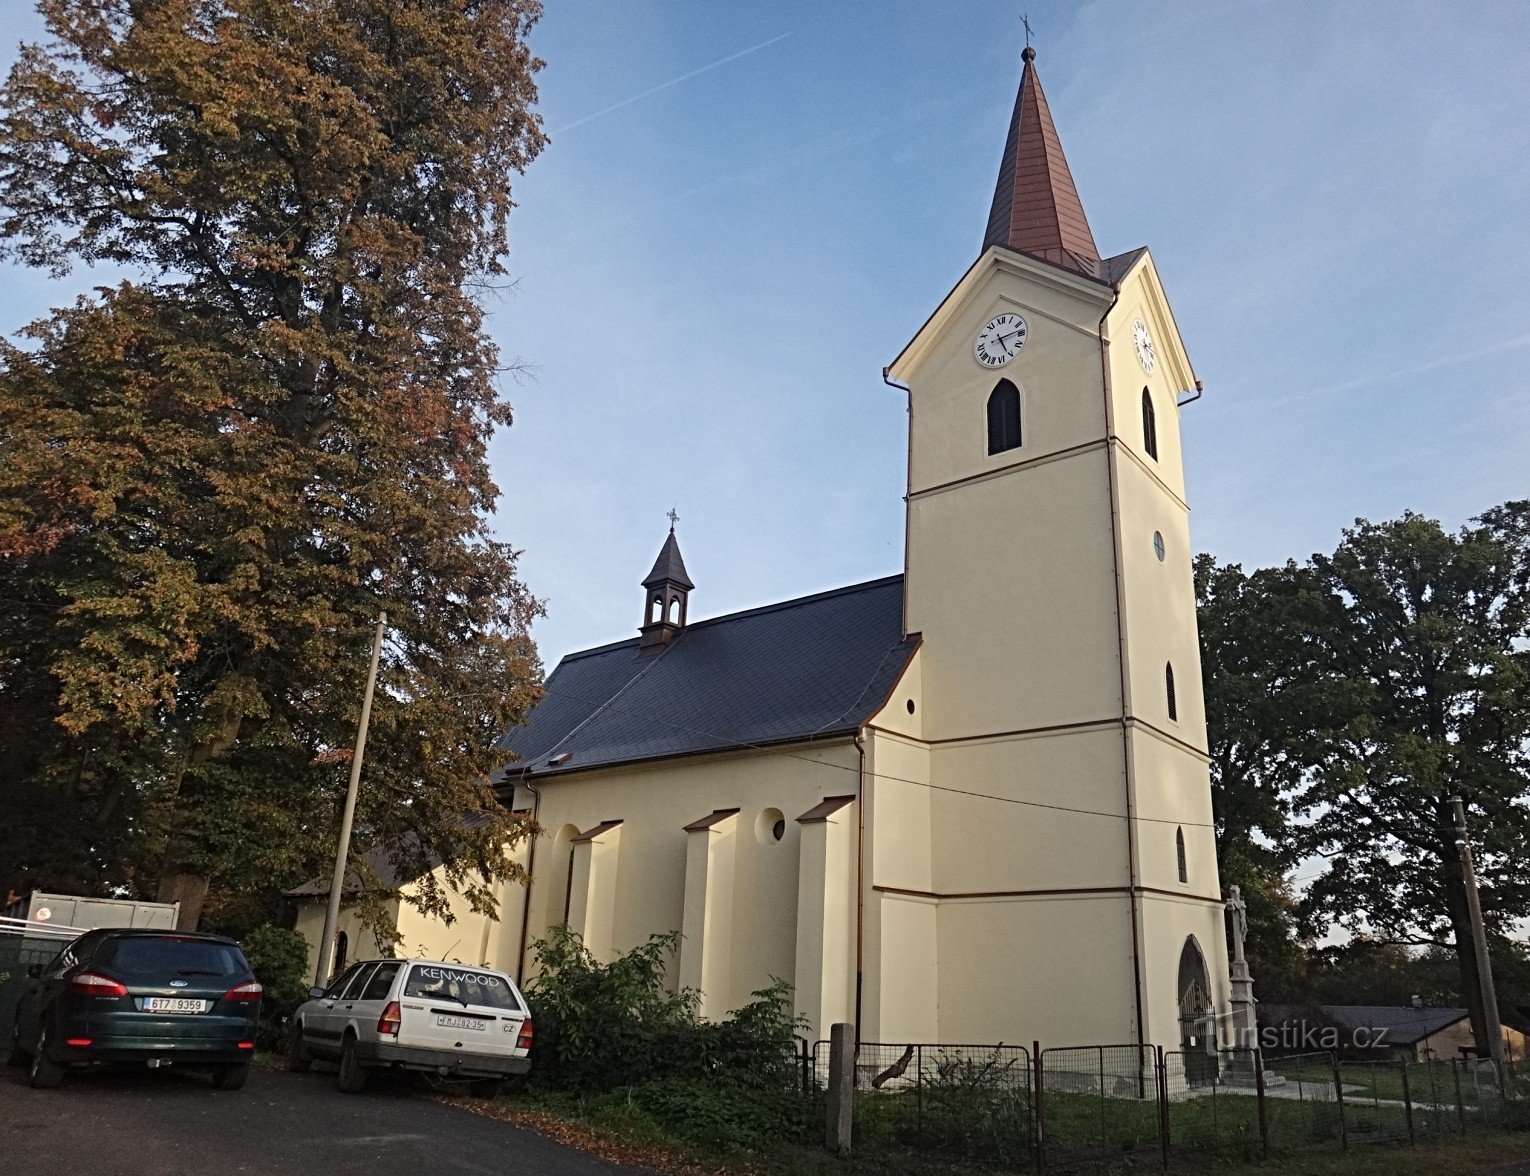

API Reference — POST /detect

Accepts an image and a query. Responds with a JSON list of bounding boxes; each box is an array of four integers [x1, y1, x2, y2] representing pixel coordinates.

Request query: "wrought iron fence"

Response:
[[1161, 1047, 1265, 1158], [1037, 1044, 1161, 1171], [807, 1040, 1034, 1165], [803, 1039, 1530, 1171]]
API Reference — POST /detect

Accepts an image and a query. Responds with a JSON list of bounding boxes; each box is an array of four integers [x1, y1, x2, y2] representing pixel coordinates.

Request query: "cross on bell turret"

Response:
[[639, 516, 693, 650]]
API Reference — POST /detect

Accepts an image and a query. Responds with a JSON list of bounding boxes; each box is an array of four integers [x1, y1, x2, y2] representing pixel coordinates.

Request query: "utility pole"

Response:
[[1451, 795, 1505, 1066], [314, 610, 387, 987]]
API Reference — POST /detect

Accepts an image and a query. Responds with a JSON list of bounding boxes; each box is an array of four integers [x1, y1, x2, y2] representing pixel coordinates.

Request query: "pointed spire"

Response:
[[643, 530, 693, 592], [982, 46, 1101, 278], [640, 521, 693, 649]]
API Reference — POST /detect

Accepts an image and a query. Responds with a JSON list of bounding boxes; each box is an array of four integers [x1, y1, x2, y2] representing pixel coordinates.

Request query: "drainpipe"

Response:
[[883, 367, 914, 639], [853, 731, 867, 1043], [514, 766, 541, 987], [1098, 293, 1149, 1053]]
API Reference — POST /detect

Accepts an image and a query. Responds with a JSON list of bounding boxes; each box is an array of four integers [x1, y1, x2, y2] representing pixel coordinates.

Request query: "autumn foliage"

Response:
[[0, 0, 548, 934]]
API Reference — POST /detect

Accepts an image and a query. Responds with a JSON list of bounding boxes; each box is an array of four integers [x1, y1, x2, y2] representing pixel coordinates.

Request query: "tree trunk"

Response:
[[152, 705, 246, 932], [1439, 799, 1491, 1055], [156, 869, 210, 931]]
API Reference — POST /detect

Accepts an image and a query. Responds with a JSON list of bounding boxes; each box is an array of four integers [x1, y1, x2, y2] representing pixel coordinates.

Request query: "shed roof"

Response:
[[1257, 1002, 1471, 1045], [495, 575, 916, 782]]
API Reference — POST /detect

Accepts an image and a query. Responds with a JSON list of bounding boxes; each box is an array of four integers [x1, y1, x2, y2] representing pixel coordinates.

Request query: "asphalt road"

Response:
[[2, 1060, 641, 1176]]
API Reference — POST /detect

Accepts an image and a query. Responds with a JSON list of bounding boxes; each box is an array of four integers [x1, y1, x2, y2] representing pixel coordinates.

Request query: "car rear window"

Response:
[[404, 964, 521, 1011], [361, 961, 402, 1001], [94, 936, 247, 978]]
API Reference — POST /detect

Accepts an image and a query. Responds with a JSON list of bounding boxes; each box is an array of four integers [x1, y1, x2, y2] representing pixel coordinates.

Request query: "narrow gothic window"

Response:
[[987, 379, 1021, 455], [1142, 388, 1158, 460], [1165, 661, 1178, 721], [1176, 827, 1188, 884]]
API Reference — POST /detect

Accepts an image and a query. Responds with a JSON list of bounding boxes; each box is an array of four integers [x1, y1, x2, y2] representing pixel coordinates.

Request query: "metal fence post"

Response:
[[1401, 1061, 1415, 1145], [825, 1023, 854, 1155], [915, 1043, 924, 1151], [1034, 1041, 1045, 1174], [1331, 1050, 1348, 1151], [1255, 1048, 1270, 1160], [1157, 1045, 1169, 1170], [1454, 1059, 1467, 1134]]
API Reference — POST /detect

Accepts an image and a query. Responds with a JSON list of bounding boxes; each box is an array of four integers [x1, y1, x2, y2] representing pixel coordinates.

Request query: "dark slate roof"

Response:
[[643, 530, 693, 590], [285, 845, 422, 898], [1324, 1005, 1470, 1044], [1256, 1002, 1470, 1045], [1101, 247, 1148, 288], [495, 575, 916, 782]]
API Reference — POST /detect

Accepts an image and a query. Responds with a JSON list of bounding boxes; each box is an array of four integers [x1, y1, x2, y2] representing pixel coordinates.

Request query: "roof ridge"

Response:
[[555, 573, 905, 665]]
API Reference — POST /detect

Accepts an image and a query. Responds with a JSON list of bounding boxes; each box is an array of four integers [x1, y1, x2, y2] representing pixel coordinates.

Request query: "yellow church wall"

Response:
[[511, 739, 863, 1021], [1129, 731, 1219, 892], [905, 451, 1125, 740], [936, 893, 1140, 1046], [925, 730, 1132, 895], [859, 727, 937, 1041], [891, 250, 1117, 499], [1104, 255, 1196, 509], [292, 896, 399, 985], [1113, 459, 1207, 744], [1138, 891, 1233, 1048]]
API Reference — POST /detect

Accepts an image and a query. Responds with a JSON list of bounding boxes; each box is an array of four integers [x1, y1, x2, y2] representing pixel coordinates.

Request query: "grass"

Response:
[[428, 1068, 1530, 1176]]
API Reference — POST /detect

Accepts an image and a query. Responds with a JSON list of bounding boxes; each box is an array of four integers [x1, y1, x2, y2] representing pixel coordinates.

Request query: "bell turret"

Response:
[[639, 517, 693, 650]]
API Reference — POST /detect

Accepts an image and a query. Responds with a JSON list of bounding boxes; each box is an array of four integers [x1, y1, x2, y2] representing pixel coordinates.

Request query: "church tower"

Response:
[[878, 46, 1231, 1050]]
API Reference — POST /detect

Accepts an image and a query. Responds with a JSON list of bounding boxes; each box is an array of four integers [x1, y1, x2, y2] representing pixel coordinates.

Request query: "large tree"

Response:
[[1292, 506, 1530, 1051], [0, 0, 547, 934], [1195, 554, 1343, 999], [1198, 506, 1530, 1037]]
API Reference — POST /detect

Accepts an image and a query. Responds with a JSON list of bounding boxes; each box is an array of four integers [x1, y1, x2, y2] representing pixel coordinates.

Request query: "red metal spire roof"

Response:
[[982, 47, 1101, 278]]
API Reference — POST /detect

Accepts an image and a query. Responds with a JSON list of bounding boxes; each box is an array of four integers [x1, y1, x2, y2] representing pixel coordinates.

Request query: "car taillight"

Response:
[[65, 1037, 93, 1047], [223, 980, 263, 1003], [378, 1001, 401, 1036], [70, 972, 127, 997], [515, 1018, 533, 1051], [237, 1041, 255, 1050]]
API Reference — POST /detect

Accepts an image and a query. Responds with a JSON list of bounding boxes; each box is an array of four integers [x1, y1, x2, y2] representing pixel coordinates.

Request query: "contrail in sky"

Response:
[[549, 33, 790, 136]]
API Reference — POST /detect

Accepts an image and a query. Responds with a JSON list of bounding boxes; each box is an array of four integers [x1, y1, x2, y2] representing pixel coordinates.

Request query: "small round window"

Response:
[[1153, 531, 1165, 562], [757, 807, 786, 844]]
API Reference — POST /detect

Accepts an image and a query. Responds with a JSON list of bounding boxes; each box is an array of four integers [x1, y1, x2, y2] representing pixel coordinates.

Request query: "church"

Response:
[[295, 46, 1234, 1052]]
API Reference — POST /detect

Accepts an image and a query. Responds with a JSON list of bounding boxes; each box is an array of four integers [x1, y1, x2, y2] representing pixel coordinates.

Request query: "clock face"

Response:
[[975, 313, 1028, 368], [1132, 318, 1157, 374]]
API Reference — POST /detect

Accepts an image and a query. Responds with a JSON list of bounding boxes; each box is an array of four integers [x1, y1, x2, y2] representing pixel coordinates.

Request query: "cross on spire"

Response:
[[667, 507, 680, 532], [1021, 12, 1033, 48]]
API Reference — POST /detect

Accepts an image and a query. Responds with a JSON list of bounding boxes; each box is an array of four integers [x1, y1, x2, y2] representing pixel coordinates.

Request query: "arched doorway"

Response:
[[1178, 936, 1217, 1085]]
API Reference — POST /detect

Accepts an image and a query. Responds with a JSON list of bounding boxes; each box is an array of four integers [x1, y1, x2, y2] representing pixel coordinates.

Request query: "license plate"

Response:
[[142, 998, 206, 1014], [436, 1014, 486, 1031]]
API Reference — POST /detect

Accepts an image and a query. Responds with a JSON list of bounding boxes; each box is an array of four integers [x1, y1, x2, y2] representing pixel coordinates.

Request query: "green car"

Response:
[[8, 929, 262, 1090]]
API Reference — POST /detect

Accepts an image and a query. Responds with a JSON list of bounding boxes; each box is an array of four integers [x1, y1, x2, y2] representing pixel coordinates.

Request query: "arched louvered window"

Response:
[[1165, 661, 1178, 721], [987, 379, 1022, 455], [1176, 827, 1188, 884], [1142, 388, 1158, 461]]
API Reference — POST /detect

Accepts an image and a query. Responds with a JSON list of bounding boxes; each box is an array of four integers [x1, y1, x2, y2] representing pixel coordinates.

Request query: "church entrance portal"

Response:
[[1178, 936, 1217, 1086]]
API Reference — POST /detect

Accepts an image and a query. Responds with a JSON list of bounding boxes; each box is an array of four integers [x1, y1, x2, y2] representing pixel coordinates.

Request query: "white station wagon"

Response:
[[287, 958, 532, 1094]]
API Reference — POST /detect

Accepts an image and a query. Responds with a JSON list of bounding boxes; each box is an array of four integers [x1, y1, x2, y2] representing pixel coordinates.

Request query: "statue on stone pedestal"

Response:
[[1222, 883, 1282, 1085]]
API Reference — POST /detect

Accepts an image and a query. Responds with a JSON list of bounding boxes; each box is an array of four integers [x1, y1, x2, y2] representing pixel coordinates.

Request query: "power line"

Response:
[[524, 680, 1218, 831]]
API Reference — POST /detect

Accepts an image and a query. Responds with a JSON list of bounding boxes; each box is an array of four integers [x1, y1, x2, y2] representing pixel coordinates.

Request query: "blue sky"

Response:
[[3, 2, 1528, 668]]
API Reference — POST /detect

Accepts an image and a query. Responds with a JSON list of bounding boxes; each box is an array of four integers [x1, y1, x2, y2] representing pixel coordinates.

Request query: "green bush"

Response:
[[521, 926, 808, 1150], [597, 1077, 811, 1150], [241, 924, 311, 1050]]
